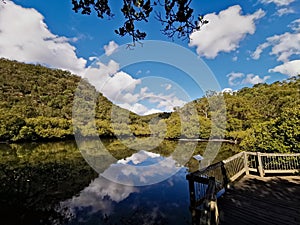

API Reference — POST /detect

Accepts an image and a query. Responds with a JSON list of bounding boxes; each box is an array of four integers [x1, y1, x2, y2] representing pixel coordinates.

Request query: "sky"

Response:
[[0, 0, 299, 115]]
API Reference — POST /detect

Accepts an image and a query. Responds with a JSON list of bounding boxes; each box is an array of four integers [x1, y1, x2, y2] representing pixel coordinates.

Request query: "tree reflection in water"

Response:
[[0, 139, 238, 224]]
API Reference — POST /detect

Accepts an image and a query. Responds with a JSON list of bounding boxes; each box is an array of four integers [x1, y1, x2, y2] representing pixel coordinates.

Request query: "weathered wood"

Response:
[[221, 163, 229, 190], [200, 177, 219, 225], [259, 153, 300, 157], [245, 152, 257, 156], [256, 152, 265, 177], [198, 161, 223, 174], [263, 169, 300, 174], [244, 152, 249, 175], [222, 152, 244, 164], [248, 168, 257, 172], [218, 175, 300, 225], [188, 151, 300, 225], [229, 168, 246, 182]]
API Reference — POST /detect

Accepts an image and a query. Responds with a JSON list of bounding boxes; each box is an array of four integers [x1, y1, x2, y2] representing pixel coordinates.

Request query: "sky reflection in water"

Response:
[[60, 150, 191, 225]]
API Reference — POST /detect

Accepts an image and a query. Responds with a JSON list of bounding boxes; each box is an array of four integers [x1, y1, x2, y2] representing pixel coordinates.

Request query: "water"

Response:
[[0, 139, 239, 225]]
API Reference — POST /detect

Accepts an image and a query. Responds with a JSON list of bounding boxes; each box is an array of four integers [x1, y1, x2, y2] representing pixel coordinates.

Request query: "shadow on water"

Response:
[[0, 139, 239, 225], [0, 141, 98, 225]]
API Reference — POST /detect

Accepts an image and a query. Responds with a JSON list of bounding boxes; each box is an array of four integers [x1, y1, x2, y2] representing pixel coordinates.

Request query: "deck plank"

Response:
[[218, 175, 300, 225]]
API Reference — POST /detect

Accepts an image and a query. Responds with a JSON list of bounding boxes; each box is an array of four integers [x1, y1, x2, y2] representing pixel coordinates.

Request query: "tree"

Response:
[[71, 0, 208, 42], [240, 106, 300, 153]]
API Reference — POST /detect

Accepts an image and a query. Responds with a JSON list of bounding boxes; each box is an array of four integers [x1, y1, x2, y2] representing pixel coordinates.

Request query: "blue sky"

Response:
[[0, 0, 299, 115]]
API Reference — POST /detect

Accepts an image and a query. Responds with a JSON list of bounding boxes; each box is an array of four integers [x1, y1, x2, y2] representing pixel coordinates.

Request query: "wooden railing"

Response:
[[187, 151, 300, 225]]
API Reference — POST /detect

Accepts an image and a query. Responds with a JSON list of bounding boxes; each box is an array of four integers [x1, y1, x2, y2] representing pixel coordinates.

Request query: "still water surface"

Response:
[[0, 139, 239, 225]]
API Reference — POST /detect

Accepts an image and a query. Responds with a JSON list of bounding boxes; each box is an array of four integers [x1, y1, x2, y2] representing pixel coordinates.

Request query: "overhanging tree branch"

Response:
[[71, 0, 208, 42]]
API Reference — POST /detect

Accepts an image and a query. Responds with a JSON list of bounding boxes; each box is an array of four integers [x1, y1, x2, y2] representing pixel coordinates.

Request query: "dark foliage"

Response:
[[71, 0, 208, 42]]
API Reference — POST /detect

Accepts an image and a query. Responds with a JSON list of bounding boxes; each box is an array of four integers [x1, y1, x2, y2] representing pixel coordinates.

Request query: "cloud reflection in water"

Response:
[[60, 150, 185, 221]]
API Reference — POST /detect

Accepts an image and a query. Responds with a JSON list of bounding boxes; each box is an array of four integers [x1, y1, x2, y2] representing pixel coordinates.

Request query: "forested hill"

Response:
[[0, 58, 299, 153], [225, 77, 300, 153], [185, 75, 299, 153], [0, 58, 152, 142]]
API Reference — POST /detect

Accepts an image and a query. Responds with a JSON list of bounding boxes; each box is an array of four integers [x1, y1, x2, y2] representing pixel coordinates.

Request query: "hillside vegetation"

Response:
[[0, 58, 299, 153], [0, 58, 153, 141]]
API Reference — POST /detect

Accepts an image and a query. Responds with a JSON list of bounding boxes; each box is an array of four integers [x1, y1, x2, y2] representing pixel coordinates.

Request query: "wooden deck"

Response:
[[218, 175, 300, 225]]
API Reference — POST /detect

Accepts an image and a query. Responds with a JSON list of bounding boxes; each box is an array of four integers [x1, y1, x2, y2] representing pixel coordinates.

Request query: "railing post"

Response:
[[200, 177, 219, 225], [257, 152, 264, 177], [221, 162, 229, 190], [244, 152, 249, 175], [188, 178, 196, 209]]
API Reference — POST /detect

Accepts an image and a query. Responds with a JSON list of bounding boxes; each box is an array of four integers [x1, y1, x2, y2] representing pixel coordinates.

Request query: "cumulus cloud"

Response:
[[103, 41, 119, 56], [252, 19, 300, 77], [117, 102, 148, 115], [227, 72, 244, 86], [102, 150, 180, 185], [289, 19, 300, 32], [268, 33, 300, 62], [0, 1, 86, 75], [269, 60, 300, 77], [189, 5, 265, 58], [84, 61, 141, 103], [227, 72, 270, 86], [84, 60, 187, 115], [252, 32, 300, 62], [0, 2, 188, 116], [61, 175, 138, 216], [276, 7, 295, 16], [260, 0, 294, 6], [242, 73, 271, 84], [251, 42, 271, 60], [118, 150, 160, 165]]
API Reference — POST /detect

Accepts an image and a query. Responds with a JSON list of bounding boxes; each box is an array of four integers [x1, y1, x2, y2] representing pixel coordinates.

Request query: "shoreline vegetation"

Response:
[[0, 136, 237, 144], [0, 58, 299, 153]]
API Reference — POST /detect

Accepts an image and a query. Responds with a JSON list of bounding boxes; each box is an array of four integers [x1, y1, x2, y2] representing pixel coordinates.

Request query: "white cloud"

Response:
[[242, 73, 270, 85], [118, 102, 148, 115], [136, 70, 142, 75], [268, 33, 300, 62], [145, 108, 164, 115], [227, 72, 244, 86], [227, 72, 270, 86], [0, 1, 86, 75], [276, 7, 295, 16], [61, 176, 138, 216], [103, 41, 118, 56], [0, 2, 188, 116], [260, 0, 294, 6], [84, 60, 187, 115], [289, 19, 300, 32], [189, 5, 265, 58], [252, 32, 300, 62], [252, 19, 300, 77], [269, 60, 300, 77], [102, 150, 180, 185], [84, 61, 142, 103], [165, 84, 172, 90], [118, 150, 160, 165], [232, 56, 238, 62], [251, 42, 270, 59]]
